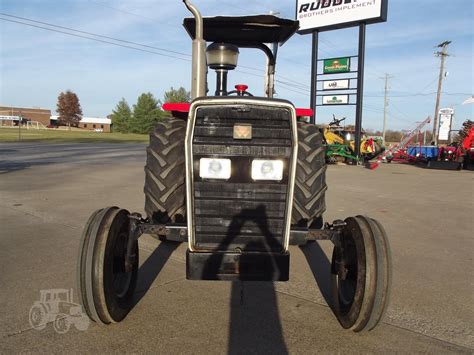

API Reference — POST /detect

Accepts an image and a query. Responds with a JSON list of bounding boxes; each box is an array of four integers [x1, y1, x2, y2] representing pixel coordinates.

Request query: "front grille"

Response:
[[190, 100, 295, 252]]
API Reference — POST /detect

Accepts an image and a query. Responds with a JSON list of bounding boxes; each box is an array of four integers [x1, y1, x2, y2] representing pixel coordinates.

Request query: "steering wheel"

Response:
[[228, 84, 253, 97]]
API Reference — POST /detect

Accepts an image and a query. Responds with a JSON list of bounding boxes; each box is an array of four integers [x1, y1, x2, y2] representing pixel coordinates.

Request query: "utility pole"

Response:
[[432, 41, 451, 145], [381, 73, 393, 143]]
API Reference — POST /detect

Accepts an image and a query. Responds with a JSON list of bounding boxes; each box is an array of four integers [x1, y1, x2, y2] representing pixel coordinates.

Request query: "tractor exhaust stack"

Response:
[[183, 0, 207, 99]]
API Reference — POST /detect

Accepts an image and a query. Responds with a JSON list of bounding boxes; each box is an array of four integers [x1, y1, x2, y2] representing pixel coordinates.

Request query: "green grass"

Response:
[[0, 127, 148, 144]]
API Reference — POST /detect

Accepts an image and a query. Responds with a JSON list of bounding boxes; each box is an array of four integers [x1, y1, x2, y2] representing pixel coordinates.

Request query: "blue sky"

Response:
[[0, 0, 472, 131]]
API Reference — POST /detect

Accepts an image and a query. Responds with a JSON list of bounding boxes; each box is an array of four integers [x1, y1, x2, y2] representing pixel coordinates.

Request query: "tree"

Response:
[[56, 90, 82, 129], [130, 92, 163, 134], [163, 87, 191, 103], [384, 130, 403, 143], [110, 98, 132, 133]]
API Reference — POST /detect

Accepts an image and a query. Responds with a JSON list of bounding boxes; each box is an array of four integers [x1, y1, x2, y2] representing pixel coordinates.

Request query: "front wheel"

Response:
[[77, 207, 138, 324], [53, 315, 71, 334], [331, 216, 392, 332]]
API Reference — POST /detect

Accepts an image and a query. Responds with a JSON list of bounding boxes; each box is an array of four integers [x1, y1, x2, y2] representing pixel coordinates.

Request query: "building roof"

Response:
[[0, 105, 51, 110], [50, 115, 111, 124]]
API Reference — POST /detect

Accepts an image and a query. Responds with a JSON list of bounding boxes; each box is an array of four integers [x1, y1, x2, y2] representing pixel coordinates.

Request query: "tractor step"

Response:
[[186, 250, 289, 281]]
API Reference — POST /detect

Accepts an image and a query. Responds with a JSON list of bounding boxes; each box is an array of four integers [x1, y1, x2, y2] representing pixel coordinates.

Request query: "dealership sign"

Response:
[[323, 95, 349, 105], [323, 58, 350, 74], [438, 108, 454, 141], [322, 79, 350, 90], [296, 0, 388, 33]]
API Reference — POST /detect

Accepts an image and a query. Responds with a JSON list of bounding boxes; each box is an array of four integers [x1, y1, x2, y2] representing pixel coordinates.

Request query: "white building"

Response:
[[50, 115, 112, 132]]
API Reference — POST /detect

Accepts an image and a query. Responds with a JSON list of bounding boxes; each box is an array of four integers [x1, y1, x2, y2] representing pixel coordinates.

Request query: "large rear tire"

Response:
[[292, 123, 327, 228], [144, 118, 186, 224]]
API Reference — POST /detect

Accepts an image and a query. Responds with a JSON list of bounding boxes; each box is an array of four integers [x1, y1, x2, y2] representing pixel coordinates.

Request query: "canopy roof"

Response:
[[183, 15, 299, 45]]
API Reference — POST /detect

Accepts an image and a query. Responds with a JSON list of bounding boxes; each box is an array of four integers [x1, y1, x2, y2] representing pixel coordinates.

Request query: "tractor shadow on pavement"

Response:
[[226, 234, 334, 354], [132, 241, 180, 307], [228, 281, 288, 355], [299, 242, 334, 310], [211, 205, 289, 354]]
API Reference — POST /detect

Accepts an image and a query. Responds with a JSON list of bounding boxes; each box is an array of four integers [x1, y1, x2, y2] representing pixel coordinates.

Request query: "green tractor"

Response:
[[77, 0, 392, 332], [323, 115, 385, 164]]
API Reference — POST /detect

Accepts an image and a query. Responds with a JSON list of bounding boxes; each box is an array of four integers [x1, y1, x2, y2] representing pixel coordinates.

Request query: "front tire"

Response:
[[53, 315, 71, 334], [77, 207, 138, 324], [331, 216, 392, 332]]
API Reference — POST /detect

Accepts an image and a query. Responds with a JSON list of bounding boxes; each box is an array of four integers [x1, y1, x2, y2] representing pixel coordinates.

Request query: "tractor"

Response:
[[461, 125, 474, 169], [77, 0, 392, 333], [323, 115, 385, 164], [29, 289, 89, 333]]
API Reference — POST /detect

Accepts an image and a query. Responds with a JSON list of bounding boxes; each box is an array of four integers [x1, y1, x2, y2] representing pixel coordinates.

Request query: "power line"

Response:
[[363, 105, 384, 113], [387, 111, 414, 124], [411, 76, 439, 94], [366, 91, 470, 98], [0, 12, 190, 57], [1, 15, 312, 98], [390, 103, 413, 121], [275, 79, 311, 92], [220, 0, 269, 14], [7, 9, 463, 108], [81, 2, 398, 90], [1, 11, 312, 91], [234, 69, 310, 97], [276, 83, 311, 96], [88, 0, 166, 24], [0, 17, 192, 61], [238, 64, 311, 90]]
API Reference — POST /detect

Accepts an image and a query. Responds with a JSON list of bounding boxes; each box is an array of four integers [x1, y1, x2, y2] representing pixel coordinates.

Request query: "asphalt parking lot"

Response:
[[0, 142, 473, 353]]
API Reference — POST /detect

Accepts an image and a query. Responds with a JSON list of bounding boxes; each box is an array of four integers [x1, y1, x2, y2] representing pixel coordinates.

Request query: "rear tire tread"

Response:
[[144, 118, 186, 224], [292, 123, 327, 227]]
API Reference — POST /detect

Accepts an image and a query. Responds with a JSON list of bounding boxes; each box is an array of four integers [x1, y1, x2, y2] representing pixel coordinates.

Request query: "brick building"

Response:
[[0, 106, 52, 126], [0, 106, 111, 132]]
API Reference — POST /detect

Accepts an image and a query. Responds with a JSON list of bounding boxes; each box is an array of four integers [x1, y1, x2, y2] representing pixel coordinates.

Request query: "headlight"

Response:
[[251, 159, 284, 181], [199, 158, 231, 179]]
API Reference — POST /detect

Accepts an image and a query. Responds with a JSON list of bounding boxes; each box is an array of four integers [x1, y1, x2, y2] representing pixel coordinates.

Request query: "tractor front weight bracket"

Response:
[[124, 214, 347, 251]]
